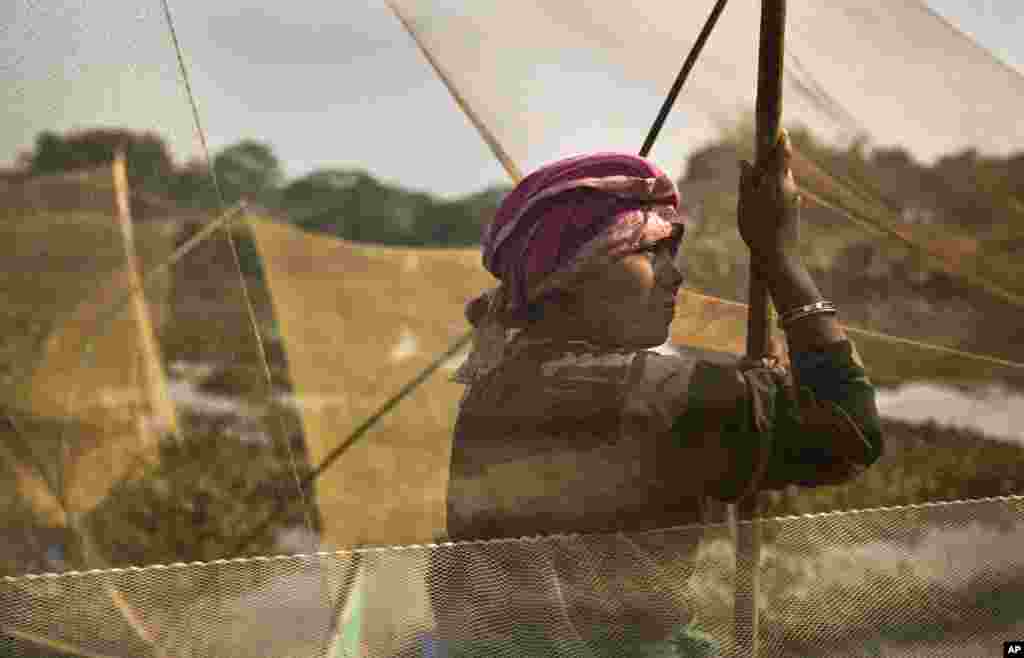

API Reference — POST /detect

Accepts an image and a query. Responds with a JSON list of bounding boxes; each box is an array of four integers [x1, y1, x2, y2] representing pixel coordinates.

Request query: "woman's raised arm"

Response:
[[697, 129, 885, 503]]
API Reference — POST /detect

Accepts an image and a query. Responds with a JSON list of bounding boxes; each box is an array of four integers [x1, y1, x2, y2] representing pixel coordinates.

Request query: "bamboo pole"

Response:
[[639, 0, 730, 158], [112, 150, 180, 444], [733, 0, 787, 655]]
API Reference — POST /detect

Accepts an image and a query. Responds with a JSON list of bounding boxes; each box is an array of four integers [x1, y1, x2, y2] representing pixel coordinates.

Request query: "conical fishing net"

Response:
[[2, 0, 1024, 656]]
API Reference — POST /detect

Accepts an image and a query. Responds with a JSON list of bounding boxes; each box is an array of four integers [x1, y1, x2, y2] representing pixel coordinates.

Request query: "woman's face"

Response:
[[573, 231, 685, 348]]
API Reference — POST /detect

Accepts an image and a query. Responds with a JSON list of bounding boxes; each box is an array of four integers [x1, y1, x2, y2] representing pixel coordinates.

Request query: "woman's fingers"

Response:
[[776, 128, 793, 172], [739, 159, 753, 183], [745, 131, 794, 191]]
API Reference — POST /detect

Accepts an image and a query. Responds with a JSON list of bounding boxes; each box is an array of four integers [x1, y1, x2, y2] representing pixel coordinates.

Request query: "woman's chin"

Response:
[[627, 327, 671, 350]]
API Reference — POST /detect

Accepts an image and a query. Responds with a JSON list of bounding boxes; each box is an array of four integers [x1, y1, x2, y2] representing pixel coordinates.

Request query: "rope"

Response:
[[231, 274, 1024, 553], [155, 4, 337, 655], [386, 0, 522, 183], [5, 492, 1022, 584], [230, 330, 475, 554], [36, 186, 248, 658], [29, 0, 1018, 576], [639, 0, 730, 157], [44, 9, 1022, 564], [292, 0, 1024, 533], [794, 150, 1024, 310], [680, 289, 1024, 370], [51, 201, 248, 384], [158, 0, 317, 539]]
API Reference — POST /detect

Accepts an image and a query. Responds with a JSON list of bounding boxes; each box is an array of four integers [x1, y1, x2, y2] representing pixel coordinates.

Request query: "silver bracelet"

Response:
[[778, 300, 836, 329]]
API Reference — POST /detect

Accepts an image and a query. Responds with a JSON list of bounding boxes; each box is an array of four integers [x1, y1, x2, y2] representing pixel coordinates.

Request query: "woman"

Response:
[[428, 132, 883, 653]]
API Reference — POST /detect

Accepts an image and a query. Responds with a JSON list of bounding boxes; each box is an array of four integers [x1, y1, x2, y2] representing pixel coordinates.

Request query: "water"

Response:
[[157, 357, 1024, 447], [875, 382, 1024, 446]]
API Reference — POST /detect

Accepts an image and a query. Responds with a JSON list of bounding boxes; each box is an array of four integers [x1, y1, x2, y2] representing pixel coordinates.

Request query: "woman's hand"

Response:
[[736, 129, 847, 350], [737, 129, 803, 263]]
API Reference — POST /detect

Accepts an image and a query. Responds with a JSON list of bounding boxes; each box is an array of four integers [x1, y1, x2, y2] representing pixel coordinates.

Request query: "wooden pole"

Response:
[[639, 0, 730, 157], [733, 0, 786, 655], [112, 150, 180, 444]]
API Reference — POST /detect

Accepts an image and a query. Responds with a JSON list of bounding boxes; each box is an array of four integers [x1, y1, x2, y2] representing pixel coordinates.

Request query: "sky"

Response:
[[3, 0, 1023, 199]]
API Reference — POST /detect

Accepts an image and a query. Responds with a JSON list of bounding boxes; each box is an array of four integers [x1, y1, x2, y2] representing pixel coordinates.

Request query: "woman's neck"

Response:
[[518, 310, 595, 344], [517, 316, 650, 351]]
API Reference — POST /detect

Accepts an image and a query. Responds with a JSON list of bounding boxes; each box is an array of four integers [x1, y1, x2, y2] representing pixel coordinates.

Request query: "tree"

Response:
[[280, 169, 367, 224], [29, 129, 175, 196], [168, 158, 219, 210], [683, 143, 741, 184], [212, 140, 284, 207], [286, 170, 432, 245]]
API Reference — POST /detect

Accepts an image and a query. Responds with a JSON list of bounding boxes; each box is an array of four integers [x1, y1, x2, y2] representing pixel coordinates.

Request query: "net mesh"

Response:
[[3, 496, 1023, 657], [388, 0, 1024, 175], [4, 0, 1024, 655]]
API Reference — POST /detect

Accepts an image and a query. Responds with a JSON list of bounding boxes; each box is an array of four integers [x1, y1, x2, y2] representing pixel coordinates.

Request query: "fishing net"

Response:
[[3, 0, 1024, 656], [389, 0, 1024, 169], [3, 498, 1024, 656]]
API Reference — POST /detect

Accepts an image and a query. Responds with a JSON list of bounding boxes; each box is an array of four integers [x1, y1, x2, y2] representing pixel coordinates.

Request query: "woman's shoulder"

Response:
[[469, 339, 751, 423], [617, 344, 744, 432], [461, 340, 635, 417], [630, 344, 741, 389], [507, 340, 744, 395], [503, 339, 638, 380]]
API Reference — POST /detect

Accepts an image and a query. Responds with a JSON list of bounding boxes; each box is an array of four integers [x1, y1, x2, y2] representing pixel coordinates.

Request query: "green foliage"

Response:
[[30, 129, 175, 196], [22, 130, 286, 213], [293, 170, 430, 244], [167, 158, 219, 210], [16, 125, 1021, 260], [213, 139, 284, 207], [82, 410, 313, 568], [284, 169, 508, 247]]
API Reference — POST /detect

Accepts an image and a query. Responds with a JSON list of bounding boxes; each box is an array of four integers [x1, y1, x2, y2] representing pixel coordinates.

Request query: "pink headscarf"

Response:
[[454, 152, 688, 385]]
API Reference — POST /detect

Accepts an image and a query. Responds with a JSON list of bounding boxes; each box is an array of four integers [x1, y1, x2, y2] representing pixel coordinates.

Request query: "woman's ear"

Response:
[[527, 289, 581, 325], [554, 288, 587, 317], [465, 293, 492, 328]]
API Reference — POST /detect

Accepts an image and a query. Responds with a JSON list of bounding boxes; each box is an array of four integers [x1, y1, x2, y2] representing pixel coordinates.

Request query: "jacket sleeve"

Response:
[[681, 339, 884, 504], [768, 339, 884, 489]]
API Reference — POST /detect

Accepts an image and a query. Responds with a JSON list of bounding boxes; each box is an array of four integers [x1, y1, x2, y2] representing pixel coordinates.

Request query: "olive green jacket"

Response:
[[447, 337, 883, 540]]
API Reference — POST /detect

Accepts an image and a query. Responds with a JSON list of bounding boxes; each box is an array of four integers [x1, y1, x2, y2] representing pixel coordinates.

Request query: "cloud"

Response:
[[201, 6, 396, 68]]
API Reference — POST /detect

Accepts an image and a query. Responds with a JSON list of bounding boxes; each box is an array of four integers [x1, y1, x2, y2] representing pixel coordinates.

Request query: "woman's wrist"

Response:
[[755, 252, 816, 310], [755, 252, 847, 350]]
